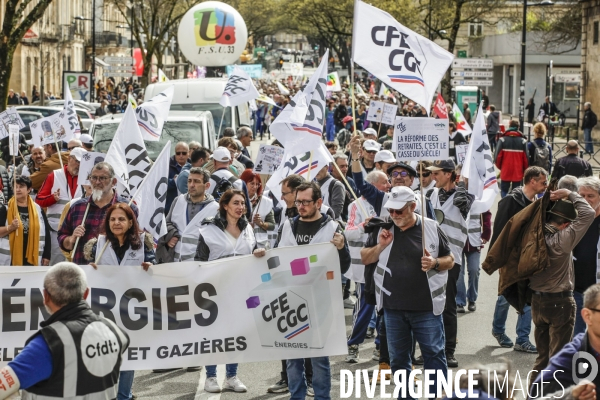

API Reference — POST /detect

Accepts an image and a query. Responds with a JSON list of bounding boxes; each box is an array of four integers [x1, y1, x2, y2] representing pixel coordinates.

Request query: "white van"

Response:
[[143, 78, 252, 138]]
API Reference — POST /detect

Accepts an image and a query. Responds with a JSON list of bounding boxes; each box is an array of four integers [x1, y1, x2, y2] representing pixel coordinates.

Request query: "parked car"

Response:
[[90, 111, 216, 160], [46, 100, 100, 113], [15, 105, 94, 130], [16, 110, 43, 140]]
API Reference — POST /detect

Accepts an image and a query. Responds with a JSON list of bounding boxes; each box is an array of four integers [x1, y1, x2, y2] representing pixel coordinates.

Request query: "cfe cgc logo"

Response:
[[81, 322, 120, 377], [572, 351, 599, 384]]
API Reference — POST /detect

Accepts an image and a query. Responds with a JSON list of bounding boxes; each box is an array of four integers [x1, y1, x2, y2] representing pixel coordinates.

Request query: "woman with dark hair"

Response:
[[239, 169, 275, 249], [195, 188, 266, 394], [83, 203, 155, 269], [82, 203, 155, 400]]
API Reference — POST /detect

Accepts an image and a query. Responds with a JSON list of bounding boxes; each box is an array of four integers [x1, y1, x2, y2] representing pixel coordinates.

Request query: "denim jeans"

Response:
[[456, 251, 481, 306], [574, 291, 587, 336], [492, 295, 532, 345], [384, 308, 447, 399], [287, 357, 330, 399], [584, 128, 594, 153], [205, 364, 237, 378], [500, 180, 522, 198], [117, 370, 134, 400], [369, 308, 377, 329]]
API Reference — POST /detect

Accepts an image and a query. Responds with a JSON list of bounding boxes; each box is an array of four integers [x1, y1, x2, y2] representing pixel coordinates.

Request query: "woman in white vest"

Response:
[[0, 176, 50, 266], [240, 169, 275, 249], [195, 189, 266, 394], [82, 202, 155, 400]]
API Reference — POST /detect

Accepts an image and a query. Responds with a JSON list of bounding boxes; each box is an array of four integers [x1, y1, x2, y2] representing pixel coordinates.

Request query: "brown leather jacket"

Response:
[[31, 152, 70, 190]]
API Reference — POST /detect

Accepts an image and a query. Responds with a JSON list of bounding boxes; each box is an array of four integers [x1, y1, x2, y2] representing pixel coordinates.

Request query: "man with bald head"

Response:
[[552, 140, 592, 181]]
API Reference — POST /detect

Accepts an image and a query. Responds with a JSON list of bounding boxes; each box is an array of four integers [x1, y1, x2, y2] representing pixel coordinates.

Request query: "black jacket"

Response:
[[333, 104, 347, 126], [582, 108, 598, 130], [490, 186, 531, 248], [552, 154, 593, 181]]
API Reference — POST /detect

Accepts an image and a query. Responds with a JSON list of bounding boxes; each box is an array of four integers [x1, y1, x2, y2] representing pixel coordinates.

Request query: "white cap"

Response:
[[374, 149, 395, 164], [383, 186, 416, 210], [69, 147, 86, 162], [363, 127, 377, 137], [211, 146, 232, 162], [80, 134, 93, 145], [362, 139, 381, 152]]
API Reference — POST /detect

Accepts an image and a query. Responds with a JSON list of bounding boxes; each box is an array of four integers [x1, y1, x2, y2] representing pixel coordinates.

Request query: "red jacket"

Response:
[[36, 166, 79, 208], [494, 129, 529, 182]]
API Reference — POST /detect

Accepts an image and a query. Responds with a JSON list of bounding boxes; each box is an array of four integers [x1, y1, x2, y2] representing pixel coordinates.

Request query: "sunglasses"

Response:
[[391, 171, 409, 178], [176, 152, 188, 156], [419, 172, 431, 178], [365, 150, 377, 154], [387, 204, 410, 215]]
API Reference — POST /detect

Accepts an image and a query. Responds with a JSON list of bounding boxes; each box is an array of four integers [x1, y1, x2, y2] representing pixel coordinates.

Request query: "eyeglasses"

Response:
[[587, 307, 600, 313], [68, 145, 80, 151], [392, 171, 409, 178], [176, 152, 188, 156], [387, 204, 411, 215], [281, 191, 293, 196], [294, 199, 315, 207], [419, 172, 431, 178], [89, 176, 111, 182]]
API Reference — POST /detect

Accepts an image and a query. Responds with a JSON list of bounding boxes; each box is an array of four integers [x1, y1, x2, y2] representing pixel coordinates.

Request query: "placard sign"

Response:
[[456, 144, 469, 165], [253, 144, 285, 175], [393, 117, 449, 161], [381, 104, 399, 125], [367, 101, 398, 126]]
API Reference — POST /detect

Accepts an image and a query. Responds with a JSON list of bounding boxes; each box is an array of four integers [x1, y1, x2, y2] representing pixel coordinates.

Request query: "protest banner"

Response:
[[225, 64, 263, 79], [79, 152, 106, 185], [366, 100, 385, 123], [29, 111, 76, 148], [381, 104, 399, 125], [456, 144, 469, 165], [8, 125, 18, 156], [253, 144, 285, 175], [0, 244, 346, 370], [63, 71, 92, 102], [392, 117, 449, 161]]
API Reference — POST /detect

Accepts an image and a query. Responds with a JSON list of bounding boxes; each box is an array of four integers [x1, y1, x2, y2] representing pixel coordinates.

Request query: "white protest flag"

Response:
[[128, 93, 138, 109], [256, 94, 278, 107], [276, 81, 290, 96], [266, 143, 333, 201], [63, 89, 82, 135], [133, 141, 170, 239], [135, 85, 174, 141], [353, 0, 453, 111], [220, 66, 260, 108], [270, 49, 329, 155], [452, 103, 473, 136], [158, 68, 169, 82], [461, 103, 498, 213], [104, 105, 151, 196], [379, 83, 391, 99]]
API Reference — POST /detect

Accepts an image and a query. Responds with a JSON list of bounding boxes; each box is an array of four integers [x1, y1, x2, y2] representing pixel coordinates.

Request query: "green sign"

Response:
[[458, 50, 468, 58]]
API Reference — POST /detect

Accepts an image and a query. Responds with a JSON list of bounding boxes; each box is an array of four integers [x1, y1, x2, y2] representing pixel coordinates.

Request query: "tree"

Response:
[[0, 0, 55, 111], [222, 0, 281, 46], [108, 0, 201, 87]]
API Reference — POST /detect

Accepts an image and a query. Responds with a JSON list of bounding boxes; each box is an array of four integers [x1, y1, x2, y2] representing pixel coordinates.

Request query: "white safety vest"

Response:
[[277, 216, 338, 247], [374, 215, 447, 315], [46, 169, 81, 231], [344, 197, 376, 283], [0, 203, 46, 266], [251, 195, 275, 248], [96, 234, 145, 266], [170, 195, 219, 261], [207, 168, 243, 197], [467, 213, 482, 247], [199, 222, 256, 261], [429, 187, 469, 264]]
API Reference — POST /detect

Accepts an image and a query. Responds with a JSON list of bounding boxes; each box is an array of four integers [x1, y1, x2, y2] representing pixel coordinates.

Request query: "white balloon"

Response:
[[177, 1, 248, 67]]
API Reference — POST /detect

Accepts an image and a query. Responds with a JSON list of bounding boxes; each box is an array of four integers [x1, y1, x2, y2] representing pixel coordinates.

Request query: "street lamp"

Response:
[[519, 0, 554, 131], [75, 7, 96, 101]]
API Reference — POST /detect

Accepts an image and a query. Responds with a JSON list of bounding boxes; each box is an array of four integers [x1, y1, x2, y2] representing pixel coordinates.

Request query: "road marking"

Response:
[[194, 364, 225, 400]]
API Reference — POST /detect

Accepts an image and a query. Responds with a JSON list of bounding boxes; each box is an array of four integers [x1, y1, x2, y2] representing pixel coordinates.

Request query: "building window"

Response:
[[594, 21, 599, 45], [468, 22, 483, 37]]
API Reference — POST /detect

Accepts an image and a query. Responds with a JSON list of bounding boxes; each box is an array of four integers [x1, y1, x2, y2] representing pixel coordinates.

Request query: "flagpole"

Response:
[[217, 109, 225, 138], [70, 202, 90, 260], [420, 162, 426, 256], [307, 151, 313, 180], [350, 59, 358, 134]]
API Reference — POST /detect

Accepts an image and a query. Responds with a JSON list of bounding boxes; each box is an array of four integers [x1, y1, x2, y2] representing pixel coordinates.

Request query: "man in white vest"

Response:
[[360, 186, 454, 394], [274, 181, 350, 400], [35, 147, 85, 264], [426, 159, 474, 368], [315, 164, 345, 220], [163, 167, 219, 262], [207, 147, 243, 198]]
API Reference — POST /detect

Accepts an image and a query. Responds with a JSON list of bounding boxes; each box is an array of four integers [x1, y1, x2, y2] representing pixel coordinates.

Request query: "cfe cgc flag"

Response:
[[220, 65, 260, 108], [134, 85, 174, 141], [270, 49, 329, 155], [452, 103, 473, 136], [63, 88, 82, 135], [353, 0, 453, 111], [133, 141, 171, 239]]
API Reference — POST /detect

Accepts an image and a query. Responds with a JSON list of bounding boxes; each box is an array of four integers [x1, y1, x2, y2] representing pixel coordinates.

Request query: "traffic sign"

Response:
[[451, 70, 493, 78], [451, 79, 493, 86], [452, 58, 493, 69], [103, 56, 133, 64], [102, 65, 134, 71], [103, 72, 133, 77]]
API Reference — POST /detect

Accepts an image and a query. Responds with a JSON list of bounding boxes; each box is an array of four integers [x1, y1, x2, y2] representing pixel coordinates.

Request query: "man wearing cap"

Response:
[[36, 148, 84, 264], [79, 134, 94, 151], [426, 158, 475, 368], [529, 188, 595, 384], [362, 127, 379, 142], [207, 146, 244, 197], [347, 136, 378, 179], [374, 149, 396, 175], [415, 161, 436, 194], [361, 186, 454, 393]]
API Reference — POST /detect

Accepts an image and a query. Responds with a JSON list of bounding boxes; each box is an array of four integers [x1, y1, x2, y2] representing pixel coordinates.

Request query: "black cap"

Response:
[[548, 200, 578, 222], [387, 162, 417, 177], [426, 159, 456, 172]]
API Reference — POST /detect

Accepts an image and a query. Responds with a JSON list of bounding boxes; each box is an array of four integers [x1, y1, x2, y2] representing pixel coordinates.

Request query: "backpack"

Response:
[[210, 173, 237, 201], [531, 141, 550, 169]]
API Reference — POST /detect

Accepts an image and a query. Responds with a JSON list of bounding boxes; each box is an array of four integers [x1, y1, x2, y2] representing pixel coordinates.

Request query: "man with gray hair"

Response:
[[572, 176, 600, 335], [331, 153, 359, 222], [59, 162, 138, 264], [552, 140, 592, 181], [582, 102, 597, 154], [0, 263, 129, 399], [236, 126, 252, 160], [557, 175, 579, 192]]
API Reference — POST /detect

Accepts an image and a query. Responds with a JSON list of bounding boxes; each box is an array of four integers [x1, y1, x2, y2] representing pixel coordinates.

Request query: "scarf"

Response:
[[8, 196, 40, 265]]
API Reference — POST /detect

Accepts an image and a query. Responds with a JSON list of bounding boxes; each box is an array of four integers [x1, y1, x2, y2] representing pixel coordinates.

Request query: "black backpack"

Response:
[[211, 173, 237, 201], [531, 141, 550, 169]]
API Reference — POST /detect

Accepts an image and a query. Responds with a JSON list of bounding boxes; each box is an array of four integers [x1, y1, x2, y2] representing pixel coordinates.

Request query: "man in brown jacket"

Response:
[[30, 142, 71, 190], [529, 188, 595, 384]]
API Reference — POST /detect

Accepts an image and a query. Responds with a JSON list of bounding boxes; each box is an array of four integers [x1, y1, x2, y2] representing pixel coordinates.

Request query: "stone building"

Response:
[[581, 0, 600, 138]]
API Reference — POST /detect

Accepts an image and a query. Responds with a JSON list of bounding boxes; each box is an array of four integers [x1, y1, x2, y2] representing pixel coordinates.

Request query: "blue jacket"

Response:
[[176, 162, 193, 194]]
